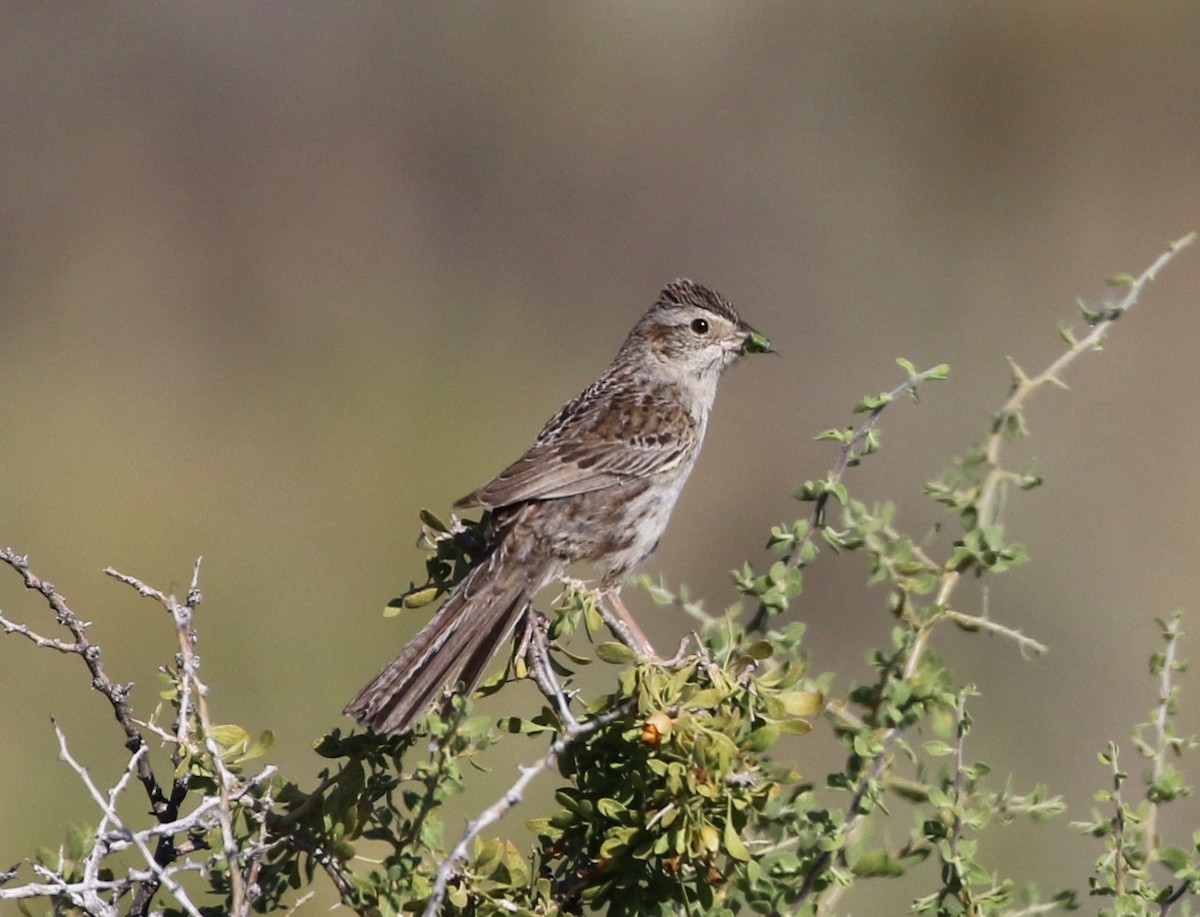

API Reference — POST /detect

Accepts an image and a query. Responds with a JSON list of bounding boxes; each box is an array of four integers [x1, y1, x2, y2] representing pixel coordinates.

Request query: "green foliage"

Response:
[[1071, 613, 1200, 916], [526, 632, 817, 915], [384, 510, 489, 616]]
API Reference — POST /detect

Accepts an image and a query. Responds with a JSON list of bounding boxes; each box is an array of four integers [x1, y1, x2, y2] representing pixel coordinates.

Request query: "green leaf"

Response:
[[65, 824, 89, 861], [723, 818, 751, 862], [595, 641, 637, 665], [596, 797, 627, 820], [498, 716, 555, 735], [400, 586, 440, 609], [744, 329, 773, 354], [1158, 846, 1191, 873], [744, 724, 780, 752], [854, 392, 892, 414], [745, 639, 775, 660], [923, 740, 956, 758], [814, 428, 850, 444], [418, 509, 450, 532], [208, 724, 251, 758], [852, 849, 909, 877], [778, 690, 824, 717], [776, 717, 814, 735]]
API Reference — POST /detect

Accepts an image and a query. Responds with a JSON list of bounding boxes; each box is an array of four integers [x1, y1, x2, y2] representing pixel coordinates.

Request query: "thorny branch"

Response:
[[908, 233, 1195, 677], [797, 234, 1197, 908]]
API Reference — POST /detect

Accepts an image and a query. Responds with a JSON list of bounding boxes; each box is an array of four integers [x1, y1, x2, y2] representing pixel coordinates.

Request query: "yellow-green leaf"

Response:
[[723, 819, 751, 862], [779, 690, 824, 717], [744, 724, 780, 752], [596, 642, 637, 665]]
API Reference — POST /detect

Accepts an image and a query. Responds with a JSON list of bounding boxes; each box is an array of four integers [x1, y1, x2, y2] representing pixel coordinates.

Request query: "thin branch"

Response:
[[909, 234, 1195, 677], [946, 690, 971, 909], [284, 891, 317, 916], [105, 560, 205, 915], [794, 727, 903, 908], [942, 609, 1048, 658], [1159, 879, 1192, 915], [81, 739, 147, 914], [977, 232, 1196, 531], [166, 560, 251, 916], [53, 723, 205, 917], [0, 611, 81, 652], [1143, 613, 1184, 854], [0, 877, 135, 903], [282, 830, 356, 902], [1006, 902, 1074, 917], [422, 701, 633, 917], [1111, 745, 1128, 897], [4, 556, 288, 915], [0, 549, 172, 817], [0, 751, 277, 906]]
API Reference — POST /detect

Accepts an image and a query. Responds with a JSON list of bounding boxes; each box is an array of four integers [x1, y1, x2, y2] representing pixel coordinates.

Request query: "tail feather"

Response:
[[344, 551, 534, 734]]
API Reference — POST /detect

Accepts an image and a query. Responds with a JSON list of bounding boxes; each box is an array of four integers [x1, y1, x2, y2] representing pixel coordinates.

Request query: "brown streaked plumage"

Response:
[[344, 279, 770, 734]]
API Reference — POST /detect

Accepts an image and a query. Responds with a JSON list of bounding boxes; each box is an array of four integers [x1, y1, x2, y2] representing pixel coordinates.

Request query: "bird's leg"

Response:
[[600, 590, 658, 660], [513, 609, 541, 664]]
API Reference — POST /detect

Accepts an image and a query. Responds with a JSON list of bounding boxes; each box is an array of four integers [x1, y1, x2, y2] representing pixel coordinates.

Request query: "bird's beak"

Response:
[[736, 322, 774, 355]]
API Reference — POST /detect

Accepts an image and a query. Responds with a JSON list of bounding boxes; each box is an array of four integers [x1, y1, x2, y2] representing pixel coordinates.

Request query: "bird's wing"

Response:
[[454, 381, 694, 510]]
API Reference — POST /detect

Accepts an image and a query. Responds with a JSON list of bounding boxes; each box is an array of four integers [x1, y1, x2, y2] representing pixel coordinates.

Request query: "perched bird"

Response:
[[345, 279, 771, 734]]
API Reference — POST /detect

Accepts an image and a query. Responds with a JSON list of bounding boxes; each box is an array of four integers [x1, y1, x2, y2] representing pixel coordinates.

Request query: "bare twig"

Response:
[[106, 558, 258, 915], [284, 890, 317, 916], [53, 723, 205, 917], [4, 555, 289, 915], [81, 738, 147, 913], [1006, 902, 1075, 916], [0, 876, 134, 904], [0, 611, 81, 652], [167, 560, 251, 915], [942, 609, 1048, 657], [947, 690, 971, 903], [0, 738, 277, 910], [105, 560, 206, 914], [1, 549, 171, 817], [0, 547, 182, 917]]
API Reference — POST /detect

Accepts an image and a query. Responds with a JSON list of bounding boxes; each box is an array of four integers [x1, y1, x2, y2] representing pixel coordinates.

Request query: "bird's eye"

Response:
[[690, 317, 709, 335]]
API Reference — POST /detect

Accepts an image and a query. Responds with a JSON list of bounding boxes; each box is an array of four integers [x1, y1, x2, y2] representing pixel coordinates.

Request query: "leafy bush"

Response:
[[1, 235, 1196, 916]]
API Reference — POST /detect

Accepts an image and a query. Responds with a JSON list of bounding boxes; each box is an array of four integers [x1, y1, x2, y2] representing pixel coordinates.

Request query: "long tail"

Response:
[[344, 548, 539, 735]]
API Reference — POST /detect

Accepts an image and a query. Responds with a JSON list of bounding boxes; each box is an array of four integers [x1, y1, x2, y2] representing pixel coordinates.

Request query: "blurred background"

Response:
[[2, 2, 1199, 911]]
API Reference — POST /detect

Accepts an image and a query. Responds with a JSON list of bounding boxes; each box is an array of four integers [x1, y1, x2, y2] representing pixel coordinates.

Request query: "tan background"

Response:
[[2, 3, 1199, 912]]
